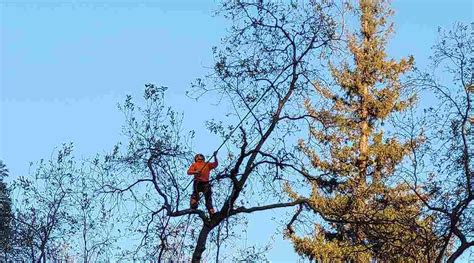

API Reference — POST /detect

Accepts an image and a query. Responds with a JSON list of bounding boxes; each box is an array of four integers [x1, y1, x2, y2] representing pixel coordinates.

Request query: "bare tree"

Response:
[[100, 1, 342, 261], [98, 85, 197, 261], [400, 22, 473, 262], [12, 144, 76, 263], [66, 159, 120, 263]]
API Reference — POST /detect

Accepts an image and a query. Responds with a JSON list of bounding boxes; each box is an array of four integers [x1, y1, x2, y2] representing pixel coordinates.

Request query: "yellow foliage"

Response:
[[286, 0, 442, 262]]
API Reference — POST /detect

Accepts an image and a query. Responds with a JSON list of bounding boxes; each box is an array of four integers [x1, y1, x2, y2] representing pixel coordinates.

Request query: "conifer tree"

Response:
[[0, 161, 13, 261], [286, 0, 440, 261]]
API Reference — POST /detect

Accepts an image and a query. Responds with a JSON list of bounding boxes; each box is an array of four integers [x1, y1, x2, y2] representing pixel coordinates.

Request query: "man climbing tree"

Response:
[[188, 153, 218, 215], [99, 1, 341, 261]]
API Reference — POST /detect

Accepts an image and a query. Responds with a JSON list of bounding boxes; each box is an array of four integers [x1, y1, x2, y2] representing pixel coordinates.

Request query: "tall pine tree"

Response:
[[286, 0, 441, 261]]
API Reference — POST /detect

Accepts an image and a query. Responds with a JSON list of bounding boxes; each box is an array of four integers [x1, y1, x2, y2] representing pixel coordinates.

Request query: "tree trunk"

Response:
[[192, 225, 212, 263], [215, 224, 221, 263], [358, 85, 369, 180]]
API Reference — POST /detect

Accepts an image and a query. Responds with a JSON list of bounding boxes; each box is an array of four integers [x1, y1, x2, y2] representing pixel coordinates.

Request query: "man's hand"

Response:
[[213, 151, 218, 162]]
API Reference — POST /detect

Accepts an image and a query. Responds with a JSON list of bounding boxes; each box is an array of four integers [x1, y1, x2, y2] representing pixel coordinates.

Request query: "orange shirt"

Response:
[[187, 160, 218, 182]]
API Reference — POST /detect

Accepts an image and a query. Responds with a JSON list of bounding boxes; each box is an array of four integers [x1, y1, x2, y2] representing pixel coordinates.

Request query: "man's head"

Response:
[[194, 153, 205, 162]]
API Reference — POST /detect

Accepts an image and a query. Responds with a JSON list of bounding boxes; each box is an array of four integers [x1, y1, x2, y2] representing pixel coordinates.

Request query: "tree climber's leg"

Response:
[[203, 182, 215, 215], [190, 181, 199, 209]]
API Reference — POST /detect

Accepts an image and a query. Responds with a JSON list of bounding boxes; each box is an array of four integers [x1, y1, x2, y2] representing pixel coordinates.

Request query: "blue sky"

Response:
[[1, 0, 473, 261]]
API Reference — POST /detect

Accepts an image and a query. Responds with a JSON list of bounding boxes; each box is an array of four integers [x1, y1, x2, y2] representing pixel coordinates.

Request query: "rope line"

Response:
[[183, 84, 274, 191]]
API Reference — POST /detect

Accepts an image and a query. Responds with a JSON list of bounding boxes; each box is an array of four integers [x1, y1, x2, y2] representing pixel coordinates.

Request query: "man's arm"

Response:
[[187, 163, 198, 175]]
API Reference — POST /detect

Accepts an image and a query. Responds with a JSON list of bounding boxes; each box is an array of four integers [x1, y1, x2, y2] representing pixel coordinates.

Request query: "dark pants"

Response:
[[190, 181, 213, 210]]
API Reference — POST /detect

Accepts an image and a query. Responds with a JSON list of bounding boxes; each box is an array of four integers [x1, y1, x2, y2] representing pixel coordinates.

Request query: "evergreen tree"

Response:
[[286, 0, 440, 261], [0, 161, 12, 260]]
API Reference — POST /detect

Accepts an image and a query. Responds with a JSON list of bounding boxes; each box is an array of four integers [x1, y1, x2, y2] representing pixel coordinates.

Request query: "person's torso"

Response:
[[194, 162, 213, 182]]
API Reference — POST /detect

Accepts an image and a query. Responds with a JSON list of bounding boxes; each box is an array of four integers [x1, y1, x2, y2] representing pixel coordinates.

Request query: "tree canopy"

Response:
[[3, 1, 472, 262]]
